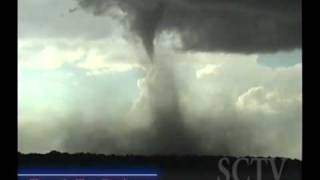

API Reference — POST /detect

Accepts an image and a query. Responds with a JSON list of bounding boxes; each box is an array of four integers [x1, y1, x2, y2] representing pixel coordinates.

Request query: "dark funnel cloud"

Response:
[[132, 1, 164, 60], [76, 0, 301, 55], [77, 0, 165, 61], [143, 60, 201, 154]]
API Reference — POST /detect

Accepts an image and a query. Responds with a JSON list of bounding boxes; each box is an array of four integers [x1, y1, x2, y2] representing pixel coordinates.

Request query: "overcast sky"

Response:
[[18, 0, 302, 159]]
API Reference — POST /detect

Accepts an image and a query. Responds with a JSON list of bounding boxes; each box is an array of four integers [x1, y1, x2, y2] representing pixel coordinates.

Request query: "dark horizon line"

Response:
[[17, 150, 302, 162]]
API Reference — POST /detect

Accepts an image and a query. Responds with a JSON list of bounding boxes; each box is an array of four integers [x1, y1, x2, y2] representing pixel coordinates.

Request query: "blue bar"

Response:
[[18, 173, 158, 180], [18, 168, 159, 180]]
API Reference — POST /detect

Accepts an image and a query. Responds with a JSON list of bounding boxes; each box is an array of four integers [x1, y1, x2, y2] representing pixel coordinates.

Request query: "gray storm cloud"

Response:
[[77, 0, 301, 55]]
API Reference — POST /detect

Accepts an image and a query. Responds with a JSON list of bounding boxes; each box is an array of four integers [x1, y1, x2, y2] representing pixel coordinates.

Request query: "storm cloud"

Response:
[[18, 0, 302, 159], [76, 0, 301, 56]]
